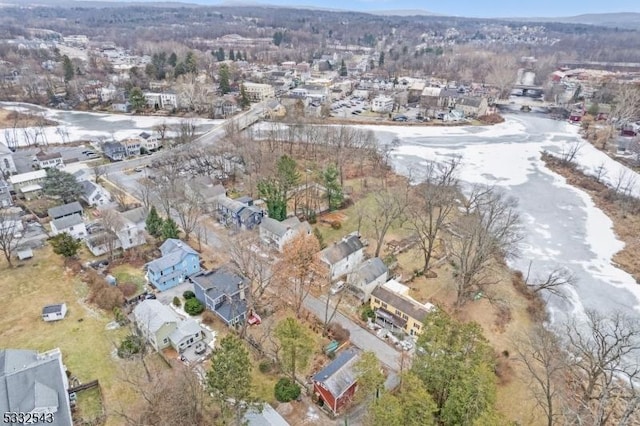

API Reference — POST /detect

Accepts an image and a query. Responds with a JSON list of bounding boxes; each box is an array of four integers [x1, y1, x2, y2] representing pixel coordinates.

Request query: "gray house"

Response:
[[190, 269, 248, 326], [133, 299, 203, 352], [0, 348, 73, 426], [102, 141, 126, 162], [0, 178, 12, 208], [48, 201, 83, 221], [216, 196, 263, 229], [347, 257, 389, 302]]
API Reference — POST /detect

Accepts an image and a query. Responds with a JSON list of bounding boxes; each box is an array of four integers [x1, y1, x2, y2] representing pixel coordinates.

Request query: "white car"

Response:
[[330, 280, 345, 295]]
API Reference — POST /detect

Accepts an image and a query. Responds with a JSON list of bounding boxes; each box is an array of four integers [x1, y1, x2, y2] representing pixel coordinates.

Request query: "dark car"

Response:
[[144, 293, 157, 300], [194, 341, 207, 355]]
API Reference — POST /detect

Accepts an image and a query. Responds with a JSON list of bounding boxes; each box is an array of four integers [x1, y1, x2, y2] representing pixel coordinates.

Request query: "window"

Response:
[[381, 302, 388, 309], [402, 314, 408, 320], [163, 338, 168, 344], [414, 324, 421, 330], [395, 309, 401, 316]]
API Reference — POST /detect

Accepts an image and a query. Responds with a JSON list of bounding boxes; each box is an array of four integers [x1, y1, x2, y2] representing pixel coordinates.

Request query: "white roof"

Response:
[[382, 279, 410, 296], [133, 300, 178, 333], [9, 170, 46, 185], [20, 184, 42, 193]]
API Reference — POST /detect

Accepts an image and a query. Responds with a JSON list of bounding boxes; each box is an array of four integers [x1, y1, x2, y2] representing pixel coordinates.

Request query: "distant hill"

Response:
[[511, 13, 640, 30], [370, 9, 440, 17]]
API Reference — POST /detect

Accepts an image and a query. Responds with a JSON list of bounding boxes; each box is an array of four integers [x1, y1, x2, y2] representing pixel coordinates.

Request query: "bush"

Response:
[[183, 290, 196, 300], [330, 221, 342, 230], [259, 360, 274, 374], [274, 377, 301, 402], [173, 296, 181, 307], [360, 305, 375, 322], [118, 282, 138, 298], [328, 323, 350, 343], [202, 310, 216, 325], [117, 335, 143, 358], [184, 298, 205, 316]]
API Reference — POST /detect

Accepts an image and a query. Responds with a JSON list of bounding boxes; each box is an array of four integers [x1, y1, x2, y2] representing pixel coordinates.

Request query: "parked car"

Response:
[[194, 341, 206, 355], [330, 280, 345, 295], [134, 167, 143, 172]]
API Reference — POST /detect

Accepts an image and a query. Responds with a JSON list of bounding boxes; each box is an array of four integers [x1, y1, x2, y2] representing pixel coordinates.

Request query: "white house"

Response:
[[243, 82, 275, 101], [80, 180, 111, 207], [9, 170, 46, 198], [85, 207, 147, 255], [259, 216, 312, 252], [50, 213, 87, 239], [371, 95, 394, 113], [319, 234, 365, 281], [138, 132, 160, 151], [347, 257, 389, 302], [35, 151, 64, 169], [144, 92, 178, 110], [42, 303, 67, 322]]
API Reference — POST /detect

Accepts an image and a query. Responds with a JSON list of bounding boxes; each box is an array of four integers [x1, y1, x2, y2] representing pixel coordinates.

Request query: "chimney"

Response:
[[239, 289, 245, 300]]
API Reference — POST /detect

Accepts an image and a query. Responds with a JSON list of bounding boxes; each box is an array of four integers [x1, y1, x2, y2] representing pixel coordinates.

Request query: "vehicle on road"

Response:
[[134, 167, 143, 172], [330, 280, 345, 295]]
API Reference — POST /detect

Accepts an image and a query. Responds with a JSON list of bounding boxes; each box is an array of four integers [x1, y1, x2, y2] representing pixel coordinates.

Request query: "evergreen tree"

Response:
[[62, 55, 74, 82], [216, 47, 225, 61], [273, 31, 284, 46], [50, 233, 82, 258], [378, 51, 385, 67], [322, 163, 343, 211], [339, 59, 348, 77], [411, 309, 498, 425], [42, 168, 83, 203], [218, 64, 231, 94], [168, 52, 178, 67], [128, 87, 147, 112], [275, 317, 314, 382], [185, 51, 197, 74], [229, 49, 235, 61], [239, 84, 251, 109], [368, 374, 437, 426], [276, 155, 300, 200], [161, 217, 180, 240], [145, 206, 163, 238], [173, 62, 187, 78], [207, 335, 253, 423], [258, 179, 287, 221]]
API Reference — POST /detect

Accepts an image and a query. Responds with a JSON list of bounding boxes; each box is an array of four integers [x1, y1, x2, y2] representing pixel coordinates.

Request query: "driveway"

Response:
[[303, 294, 401, 390], [155, 281, 193, 305]]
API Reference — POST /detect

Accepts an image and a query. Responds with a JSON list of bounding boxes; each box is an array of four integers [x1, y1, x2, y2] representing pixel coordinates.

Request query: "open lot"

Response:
[[0, 246, 144, 426]]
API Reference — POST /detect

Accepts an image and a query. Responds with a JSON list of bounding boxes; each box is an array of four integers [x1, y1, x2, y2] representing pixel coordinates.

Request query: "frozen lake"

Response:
[[364, 114, 640, 326], [0, 102, 222, 147]]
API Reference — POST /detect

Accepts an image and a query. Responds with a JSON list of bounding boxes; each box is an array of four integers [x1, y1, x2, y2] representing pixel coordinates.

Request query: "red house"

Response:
[[312, 349, 360, 415]]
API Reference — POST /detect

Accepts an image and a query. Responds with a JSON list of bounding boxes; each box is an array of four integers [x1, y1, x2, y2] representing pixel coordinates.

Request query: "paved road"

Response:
[[303, 294, 401, 390]]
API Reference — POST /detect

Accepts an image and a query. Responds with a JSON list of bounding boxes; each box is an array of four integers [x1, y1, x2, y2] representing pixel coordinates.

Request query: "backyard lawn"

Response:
[[110, 264, 147, 295], [0, 246, 142, 426]]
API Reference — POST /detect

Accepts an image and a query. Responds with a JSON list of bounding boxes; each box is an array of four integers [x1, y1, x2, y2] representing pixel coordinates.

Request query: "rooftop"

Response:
[[313, 348, 360, 399], [133, 299, 178, 333], [371, 285, 434, 324], [51, 213, 83, 230], [320, 234, 363, 265], [48, 201, 83, 219]]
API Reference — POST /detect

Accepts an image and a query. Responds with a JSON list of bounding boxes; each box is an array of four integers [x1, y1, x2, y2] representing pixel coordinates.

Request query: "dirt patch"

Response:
[[0, 108, 57, 129]]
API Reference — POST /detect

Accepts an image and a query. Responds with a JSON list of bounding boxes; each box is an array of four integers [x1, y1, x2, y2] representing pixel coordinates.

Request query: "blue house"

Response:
[[190, 268, 248, 326], [146, 239, 201, 292]]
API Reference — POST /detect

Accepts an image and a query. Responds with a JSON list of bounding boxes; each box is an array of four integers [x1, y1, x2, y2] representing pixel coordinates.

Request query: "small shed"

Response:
[[17, 248, 33, 260], [42, 303, 68, 322], [312, 348, 360, 415]]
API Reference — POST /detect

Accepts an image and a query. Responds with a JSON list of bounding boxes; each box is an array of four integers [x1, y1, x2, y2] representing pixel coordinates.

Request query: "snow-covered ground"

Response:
[[0, 102, 222, 147]]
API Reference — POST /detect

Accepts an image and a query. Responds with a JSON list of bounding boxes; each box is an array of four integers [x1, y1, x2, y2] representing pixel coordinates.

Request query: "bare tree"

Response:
[[365, 184, 409, 258], [111, 186, 129, 210], [558, 142, 584, 167], [93, 164, 107, 185], [610, 85, 640, 127], [275, 234, 322, 318], [486, 55, 518, 99], [514, 326, 570, 426], [171, 184, 202, 240], [134, 177, 155, 210], [593, 162, 608, 184], [564, 310, 640, 426], [408, 157, 460, 273], [0, 208, 23, 268], [524, 262, 576, 299], [99, 208, 124, 259], [612, 168, 637, 197], [449, 187, 521, 307]]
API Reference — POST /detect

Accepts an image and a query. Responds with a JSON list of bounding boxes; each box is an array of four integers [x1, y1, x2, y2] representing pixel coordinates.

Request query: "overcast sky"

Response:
[[88, 0, 640, 18]]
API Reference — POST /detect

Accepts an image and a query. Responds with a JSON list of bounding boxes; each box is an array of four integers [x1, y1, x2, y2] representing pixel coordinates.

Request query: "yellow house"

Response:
[[370, 282, 434, 336]]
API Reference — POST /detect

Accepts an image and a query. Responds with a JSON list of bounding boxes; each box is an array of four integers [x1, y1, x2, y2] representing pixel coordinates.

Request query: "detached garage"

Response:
[[42, 303, 68, 322]]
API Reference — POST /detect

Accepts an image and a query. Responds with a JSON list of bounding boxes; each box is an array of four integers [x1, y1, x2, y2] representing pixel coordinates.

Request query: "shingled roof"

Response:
[[320, 235, 363, 265]]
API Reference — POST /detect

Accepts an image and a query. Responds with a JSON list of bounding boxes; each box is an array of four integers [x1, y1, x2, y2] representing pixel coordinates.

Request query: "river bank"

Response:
[[542, 152, 640, 283], [0, 107, 57, 129]]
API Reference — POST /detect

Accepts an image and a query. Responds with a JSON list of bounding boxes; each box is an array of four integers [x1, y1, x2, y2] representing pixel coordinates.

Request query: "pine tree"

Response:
[[218, 64, 231, 94], [50, 233, 82, 258], [239, 84, 250, 109], [168, 52, 178, 67], [128, 87, 147, 112], [161, 217, 180, 240], [322, 163, 344, 211], [229, 49, 235, 61], [275, 317, 314, 382], [185, 51, 197, 74], [145, 206, 163, 238], [207, 335, 252, 423], [62, 55, 74, 82], [217, 47, 225, 61], [339, 59, 348, 77]]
